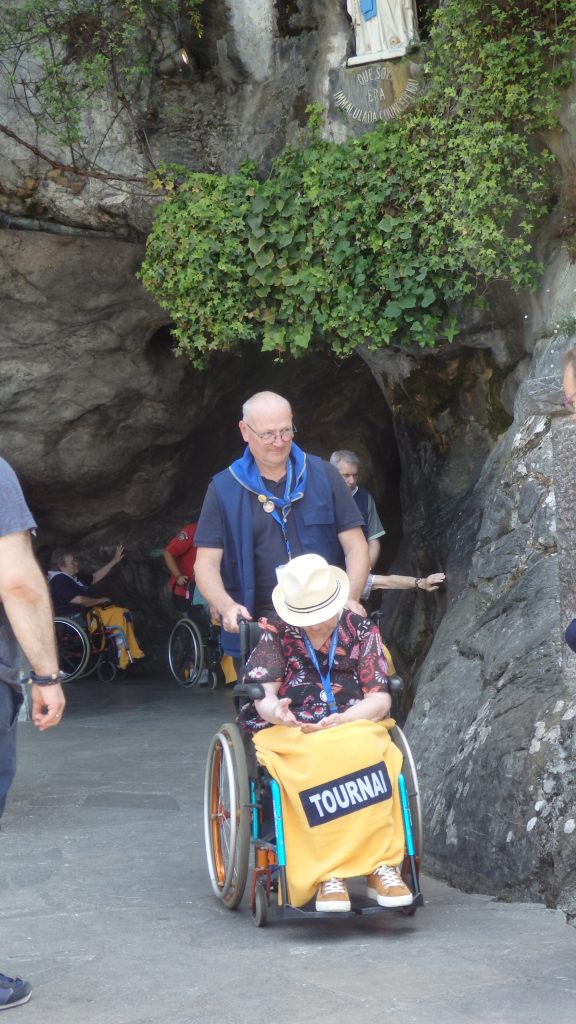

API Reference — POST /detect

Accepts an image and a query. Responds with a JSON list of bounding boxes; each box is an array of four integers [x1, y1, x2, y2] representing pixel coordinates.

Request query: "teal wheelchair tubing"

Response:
[[398, 772, 415, 857]]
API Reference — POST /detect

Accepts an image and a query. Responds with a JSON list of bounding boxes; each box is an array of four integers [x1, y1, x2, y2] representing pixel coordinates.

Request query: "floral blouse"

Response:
[[238, 609, 390, 733]]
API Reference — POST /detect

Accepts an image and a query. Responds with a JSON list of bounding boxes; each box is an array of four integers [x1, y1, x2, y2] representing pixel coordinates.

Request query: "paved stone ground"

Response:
[[2, 677, 576, 1024]]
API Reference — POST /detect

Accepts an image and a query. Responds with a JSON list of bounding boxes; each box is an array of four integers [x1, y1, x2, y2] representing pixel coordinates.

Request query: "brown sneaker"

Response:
[[367, 865, 412, 907], [315, 878, 351, 912]]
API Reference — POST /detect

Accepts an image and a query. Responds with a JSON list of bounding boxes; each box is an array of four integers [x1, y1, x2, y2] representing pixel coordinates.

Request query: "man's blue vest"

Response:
[[213, 453, 344, 655]]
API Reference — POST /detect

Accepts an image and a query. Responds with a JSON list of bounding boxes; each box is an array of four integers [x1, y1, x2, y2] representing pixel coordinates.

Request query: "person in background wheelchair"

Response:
[[238, 552, 412, 912], [163, 522, 236, 686], [48, 547, 144, 671]]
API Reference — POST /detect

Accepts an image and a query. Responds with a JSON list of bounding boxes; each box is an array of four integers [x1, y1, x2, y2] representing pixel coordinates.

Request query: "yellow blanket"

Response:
[[253, 719, 405, 908]]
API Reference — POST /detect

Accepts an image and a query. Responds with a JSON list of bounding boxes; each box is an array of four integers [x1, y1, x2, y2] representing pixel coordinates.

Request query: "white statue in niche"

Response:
[[346, 0, 420, 66]]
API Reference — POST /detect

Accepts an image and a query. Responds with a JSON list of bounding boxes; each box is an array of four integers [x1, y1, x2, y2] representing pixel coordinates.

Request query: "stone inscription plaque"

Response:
[[331, 59, 422, 132]]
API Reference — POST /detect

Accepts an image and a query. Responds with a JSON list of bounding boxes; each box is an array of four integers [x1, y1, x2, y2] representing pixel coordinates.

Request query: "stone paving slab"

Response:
[[2, 678, 576, 1024]]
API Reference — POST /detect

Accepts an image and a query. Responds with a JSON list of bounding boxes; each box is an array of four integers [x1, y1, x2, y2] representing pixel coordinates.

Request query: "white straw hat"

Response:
[[271, 554, 349, 627]]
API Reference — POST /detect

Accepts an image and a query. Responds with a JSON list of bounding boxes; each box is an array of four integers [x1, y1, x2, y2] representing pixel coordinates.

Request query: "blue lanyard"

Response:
[[301, 624, 340, 715], [259, 462, 294, 560]]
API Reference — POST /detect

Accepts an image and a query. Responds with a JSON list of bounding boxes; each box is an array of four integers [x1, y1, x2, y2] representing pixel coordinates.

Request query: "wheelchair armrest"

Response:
[[232, 681, 266, 702], [388, 674, 404, 694]]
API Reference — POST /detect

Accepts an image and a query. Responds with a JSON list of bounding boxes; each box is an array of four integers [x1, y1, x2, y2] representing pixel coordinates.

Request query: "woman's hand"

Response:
[[273, 698, 299, 726], [254, 693, 299, 727], [300, 713, 343, 733], [113, 544, 126, 565]]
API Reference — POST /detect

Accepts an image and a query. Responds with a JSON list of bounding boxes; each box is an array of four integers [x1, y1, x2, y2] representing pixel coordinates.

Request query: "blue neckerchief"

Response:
[[301, 623, 340, 715], [228, 443, 308, 560]]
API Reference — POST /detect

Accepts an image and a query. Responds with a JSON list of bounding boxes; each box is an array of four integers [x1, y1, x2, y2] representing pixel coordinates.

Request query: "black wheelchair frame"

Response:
[[168, 604, 225, 689], [203, 622, 423, 926], [54, 610, 130, 683]]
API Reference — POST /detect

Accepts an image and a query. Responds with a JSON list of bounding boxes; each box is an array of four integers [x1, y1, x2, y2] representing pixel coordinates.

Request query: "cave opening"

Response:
[[143, 336, 405, 577]]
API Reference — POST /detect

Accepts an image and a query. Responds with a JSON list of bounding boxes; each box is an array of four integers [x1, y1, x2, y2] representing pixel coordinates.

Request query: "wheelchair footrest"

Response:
[[279, 893, 423, 919]]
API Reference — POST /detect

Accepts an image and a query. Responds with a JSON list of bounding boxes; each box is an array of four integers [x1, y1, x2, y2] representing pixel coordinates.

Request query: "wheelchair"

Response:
[[168, 603, 225, 689], [54, 609, 131, 683], [203, 623, 423, 926]]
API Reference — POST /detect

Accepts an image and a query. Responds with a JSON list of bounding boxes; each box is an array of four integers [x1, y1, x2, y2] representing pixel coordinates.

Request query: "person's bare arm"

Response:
[[338, 526, 370, 613], [163, 549, 188, 587], [371, 572, 446, 592], [91, 544, 125, 583], [368, 537, 381, 568], [0, 530, 65, 730], [70, 595, 111, 608], [194, 547, 252, 632], [300, 692, 391, 732]]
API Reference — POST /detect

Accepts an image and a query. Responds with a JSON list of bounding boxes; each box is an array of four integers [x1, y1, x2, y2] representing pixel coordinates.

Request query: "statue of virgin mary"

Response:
[[346, 0, 419, 66]]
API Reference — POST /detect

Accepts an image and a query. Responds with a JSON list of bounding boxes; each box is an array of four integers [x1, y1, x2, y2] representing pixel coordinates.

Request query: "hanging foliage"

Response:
[[137, 0, 576, 365]]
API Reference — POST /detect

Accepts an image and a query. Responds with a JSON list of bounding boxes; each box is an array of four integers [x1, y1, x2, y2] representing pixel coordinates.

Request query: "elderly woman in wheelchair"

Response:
[[204, 553, 422, 924]]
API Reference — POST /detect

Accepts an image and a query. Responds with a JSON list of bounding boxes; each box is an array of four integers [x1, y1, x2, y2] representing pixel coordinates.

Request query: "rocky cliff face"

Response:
[[363, 252, 576, 916], [0, 1, 354, 236], [1, 1, 576, 918]]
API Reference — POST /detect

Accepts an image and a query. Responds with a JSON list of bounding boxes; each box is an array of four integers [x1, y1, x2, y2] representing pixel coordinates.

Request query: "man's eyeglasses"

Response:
[[244, 422, 297, 445]]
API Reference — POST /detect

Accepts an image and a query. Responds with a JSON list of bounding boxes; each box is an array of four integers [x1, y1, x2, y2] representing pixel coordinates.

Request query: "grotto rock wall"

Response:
[[361, 245, 576, 917]]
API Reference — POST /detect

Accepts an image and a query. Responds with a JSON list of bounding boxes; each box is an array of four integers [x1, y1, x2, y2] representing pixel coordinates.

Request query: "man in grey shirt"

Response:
[[0, 456, 65, 1010]]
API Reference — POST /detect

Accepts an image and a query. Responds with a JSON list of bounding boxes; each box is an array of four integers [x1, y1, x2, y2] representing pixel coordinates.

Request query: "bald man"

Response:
[[194, 392, 370, 657]]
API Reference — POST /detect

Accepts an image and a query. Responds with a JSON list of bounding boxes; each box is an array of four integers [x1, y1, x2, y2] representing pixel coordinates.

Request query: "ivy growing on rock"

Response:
[[0, 1, 202, 152], [138, 0, 575, 365]]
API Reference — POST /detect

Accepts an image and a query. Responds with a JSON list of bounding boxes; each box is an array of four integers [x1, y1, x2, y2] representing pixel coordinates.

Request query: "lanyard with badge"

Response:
[[301, 624, 340, 715], [257, 460, 295, 560]]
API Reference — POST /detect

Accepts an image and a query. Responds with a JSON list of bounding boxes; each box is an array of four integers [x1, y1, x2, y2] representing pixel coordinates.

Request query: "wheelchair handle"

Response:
[[238, 618, 263, 665], [388, 674, 404, 693]]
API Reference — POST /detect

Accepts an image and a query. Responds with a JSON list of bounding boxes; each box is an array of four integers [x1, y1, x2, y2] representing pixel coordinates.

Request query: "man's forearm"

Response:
[[368, 538, 381, 568], [194, 555, 235, 615], [343, 541, 370, 600]]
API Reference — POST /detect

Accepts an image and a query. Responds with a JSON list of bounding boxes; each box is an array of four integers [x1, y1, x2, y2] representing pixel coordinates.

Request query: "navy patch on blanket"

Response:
[[299, 761, 391, 827]]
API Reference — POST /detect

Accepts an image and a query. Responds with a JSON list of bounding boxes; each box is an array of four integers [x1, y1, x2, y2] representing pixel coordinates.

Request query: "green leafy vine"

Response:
[[138, 0, 575, 365]]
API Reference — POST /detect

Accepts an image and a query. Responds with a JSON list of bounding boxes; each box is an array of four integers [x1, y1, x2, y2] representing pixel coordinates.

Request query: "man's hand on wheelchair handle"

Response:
[[345, 598, 366, 617], [221, 603, 252, 632]]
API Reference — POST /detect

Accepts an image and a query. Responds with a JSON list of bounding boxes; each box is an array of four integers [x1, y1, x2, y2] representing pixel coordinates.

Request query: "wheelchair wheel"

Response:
[[390, 724, 423, 862], [251, 881, 268, 928], [204, 723, 250, 909], [168, 618, 203, 687], [96, 658, 117, 684], [54, 618, 90, 681], [207, 664, 225, 690]]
